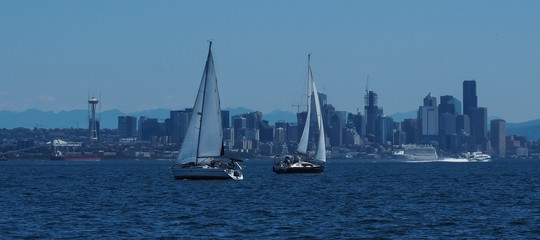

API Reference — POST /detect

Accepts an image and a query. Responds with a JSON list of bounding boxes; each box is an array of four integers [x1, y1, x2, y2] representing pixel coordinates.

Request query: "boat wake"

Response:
[[405, 158, 469, 163]]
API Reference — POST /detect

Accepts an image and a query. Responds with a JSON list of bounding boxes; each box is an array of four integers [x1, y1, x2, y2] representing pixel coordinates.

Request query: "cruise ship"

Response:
[[393, 144, 439, 160]]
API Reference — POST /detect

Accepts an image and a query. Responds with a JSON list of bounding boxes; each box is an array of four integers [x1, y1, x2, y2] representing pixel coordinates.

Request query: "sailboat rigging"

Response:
[[170, 42, 243, 180], [273, 54, 326, 173]]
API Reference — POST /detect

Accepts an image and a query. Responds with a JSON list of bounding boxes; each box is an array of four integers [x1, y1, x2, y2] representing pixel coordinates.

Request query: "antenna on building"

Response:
[[364, 74, 370, 107], [366, 74, 370, 95], [292, 104, 301, 113]]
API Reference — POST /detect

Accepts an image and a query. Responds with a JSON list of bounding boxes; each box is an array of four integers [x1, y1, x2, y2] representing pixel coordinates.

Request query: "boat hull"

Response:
[[273, 163, 325, 174], [171, 166, 243, 180], [50, 155, 101, 161]]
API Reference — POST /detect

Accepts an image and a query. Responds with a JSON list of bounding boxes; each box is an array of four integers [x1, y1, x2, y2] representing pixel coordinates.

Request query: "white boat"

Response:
[[464, 152, 491, 162], [273, 54, 326, 174], [171, 42, 243, 180], [393, 144, 438, 160]]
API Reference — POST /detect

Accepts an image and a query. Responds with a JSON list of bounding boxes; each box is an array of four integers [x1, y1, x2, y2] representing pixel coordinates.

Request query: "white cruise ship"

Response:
[[393, 144, 439, 160]]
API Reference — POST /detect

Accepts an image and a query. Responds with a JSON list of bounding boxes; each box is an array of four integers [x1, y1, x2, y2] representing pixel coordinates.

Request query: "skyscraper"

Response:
[[418, 93, 438, 142], [470, 107, 488, 150], [118, 116, 137, 138], [490, 119, 506, 157], [463, 80, 477, 116], [365, 90, 382, 140]]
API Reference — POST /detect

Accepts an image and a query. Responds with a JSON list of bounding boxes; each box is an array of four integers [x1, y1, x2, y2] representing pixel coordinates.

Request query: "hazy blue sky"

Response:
[[1, 1, 539, 122]]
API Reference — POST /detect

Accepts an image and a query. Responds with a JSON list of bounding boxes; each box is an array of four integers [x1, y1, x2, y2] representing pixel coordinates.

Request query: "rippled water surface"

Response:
[[1, 159, 539, 239]]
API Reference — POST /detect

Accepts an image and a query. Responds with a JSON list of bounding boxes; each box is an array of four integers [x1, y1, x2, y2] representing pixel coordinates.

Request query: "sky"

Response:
[[1, 1, 539, 123]]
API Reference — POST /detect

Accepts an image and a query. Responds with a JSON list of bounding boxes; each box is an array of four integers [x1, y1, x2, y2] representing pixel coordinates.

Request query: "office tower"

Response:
[[275, 121, 291, 143], [221, 110, 230, 129], [377, 115, 394, 145], [418, 93, 438, 139], [449, 98, 462, 115], [439, 95, 456, 114], [470, 107, 488, 149], [365, 90, 382, 140], [439, 95, 458, 136], [138, 116, 148, 137], [170, 110, 190, 143], [259, 120, 274, 142], [118, 116, 137, 138], [439, 113, 457, 136], [456, 114, 470, 134], [490, 119, 506, 157], [463, 80, 477, 116], [402, 119, 419, 144], [347, 112, 365, 137]]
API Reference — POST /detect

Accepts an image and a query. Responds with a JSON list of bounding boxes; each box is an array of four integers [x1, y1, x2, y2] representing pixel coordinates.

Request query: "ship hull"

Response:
[[171, 166, 243, 180], [273, 162, 325, 174]]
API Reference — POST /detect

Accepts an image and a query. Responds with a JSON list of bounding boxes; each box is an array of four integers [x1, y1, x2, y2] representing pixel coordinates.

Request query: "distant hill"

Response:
[[263, 109, 297, 124], [223, 107, 255, 118], [0, 108, 297, 129], [507, 119, 540, 141], [0, 109, 167, 129], [2, 109, 539, 140], [390, 111, 417, 122]]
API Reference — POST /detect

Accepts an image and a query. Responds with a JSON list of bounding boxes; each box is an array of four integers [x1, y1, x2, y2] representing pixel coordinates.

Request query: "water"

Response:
[[1, 159, 539, 239]]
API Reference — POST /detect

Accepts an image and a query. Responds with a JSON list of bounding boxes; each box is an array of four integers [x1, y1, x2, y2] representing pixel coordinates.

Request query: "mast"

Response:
[[307, 54, 311, 109], [296, 54, 312, 155], [195, 41, 212, 164]]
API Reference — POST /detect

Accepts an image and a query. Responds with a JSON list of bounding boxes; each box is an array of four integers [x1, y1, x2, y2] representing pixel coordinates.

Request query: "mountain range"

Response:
[[0, 108, 297, 130], [1, 109, 539, 141]]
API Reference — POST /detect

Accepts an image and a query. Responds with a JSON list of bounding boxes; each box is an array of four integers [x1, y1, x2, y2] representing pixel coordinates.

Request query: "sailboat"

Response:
[[170, 42, 243, 180], [273, 54, 326, 173]]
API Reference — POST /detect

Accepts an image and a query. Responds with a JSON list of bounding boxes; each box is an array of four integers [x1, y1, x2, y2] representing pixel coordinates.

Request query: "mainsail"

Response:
[[311, 72, 326, 163], [296, 54, 326, 162], [296, 63, 312, 155], [177, 43, 223, 165]]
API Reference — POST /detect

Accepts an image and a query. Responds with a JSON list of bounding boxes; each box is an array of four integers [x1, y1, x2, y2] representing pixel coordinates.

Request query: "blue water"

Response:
[[1, 159, 539, 239]]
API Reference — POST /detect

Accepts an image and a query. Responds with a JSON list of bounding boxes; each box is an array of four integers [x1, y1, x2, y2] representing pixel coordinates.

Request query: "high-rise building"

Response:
[[439, 113, 457, 136], [439, 95, 458, 136], [169, 110, 190, 144], [439, 95, 456, 114], [490, 119, 506, 157], [463, 80, 477, 116], [402, 119, 419, 144], [118, 116, 137, 138], [221, 110, 230, 129], [138, 116, 148, 137], [377, 115, 394, 145], [470, 107, 488, 150], [347, 112, 365, 137], [365, 90, 382, 141], [449, 98, 462, 115], [418, 93, 438, 141]]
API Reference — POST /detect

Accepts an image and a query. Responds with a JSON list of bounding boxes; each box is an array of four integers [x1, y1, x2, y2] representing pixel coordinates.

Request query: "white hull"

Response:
[[464, 152, 491, 162], [171, 165, 243, 180], [468, 158, 491, 162]]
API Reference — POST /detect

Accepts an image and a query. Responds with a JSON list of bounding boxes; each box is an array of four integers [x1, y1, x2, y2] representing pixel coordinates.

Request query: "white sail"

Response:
[[177, 43, 223, 165], [311, 73, 326, 163], [296, 58, 312, 155]]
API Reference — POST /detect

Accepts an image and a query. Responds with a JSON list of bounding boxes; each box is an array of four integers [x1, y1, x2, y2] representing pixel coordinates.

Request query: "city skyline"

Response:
[[1, 1, 540, 122]]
